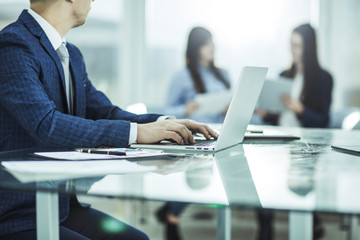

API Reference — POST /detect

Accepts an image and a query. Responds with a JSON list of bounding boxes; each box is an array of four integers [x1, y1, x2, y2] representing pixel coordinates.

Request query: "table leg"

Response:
[[36, 191, 59, 240], [289, 211, 313, 240], [217, 207, 231, 240], [348, 215, 358, 240]]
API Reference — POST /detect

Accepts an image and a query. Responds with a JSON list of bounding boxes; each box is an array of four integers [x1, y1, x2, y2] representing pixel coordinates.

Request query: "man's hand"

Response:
[[171, 119, 218, 140], [137, 119, 218, 145]]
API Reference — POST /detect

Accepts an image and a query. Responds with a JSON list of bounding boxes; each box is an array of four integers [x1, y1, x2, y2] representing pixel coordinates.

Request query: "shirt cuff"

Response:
[[157, 116, 175, 121], [130, 116, 175, 145], [129, 122, 137, 145]]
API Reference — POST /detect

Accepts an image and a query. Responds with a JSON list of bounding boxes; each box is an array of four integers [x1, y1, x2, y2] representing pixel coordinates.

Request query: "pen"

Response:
[[76, 148, 127, 156], [246, 130, 264, 134]]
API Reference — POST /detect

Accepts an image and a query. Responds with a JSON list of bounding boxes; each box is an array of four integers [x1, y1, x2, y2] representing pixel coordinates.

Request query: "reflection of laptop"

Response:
[[131, 66, 268, 152], [331, 145, 360, 156], [215, 145, 262, 207]]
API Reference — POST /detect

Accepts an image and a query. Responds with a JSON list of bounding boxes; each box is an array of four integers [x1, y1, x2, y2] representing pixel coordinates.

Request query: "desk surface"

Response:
[[1, 125, 360, 214]]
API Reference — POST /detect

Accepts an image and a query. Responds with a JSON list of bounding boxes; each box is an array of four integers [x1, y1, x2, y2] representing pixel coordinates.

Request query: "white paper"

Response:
[[193, 91, 232, 116], [2, 160, 157, 183], [257, 78, 292, 112], [34, 149, 166, 161]]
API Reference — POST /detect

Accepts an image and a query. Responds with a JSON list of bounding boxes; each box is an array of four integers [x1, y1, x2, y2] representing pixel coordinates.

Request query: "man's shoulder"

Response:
[[0, 20, 33, 46]]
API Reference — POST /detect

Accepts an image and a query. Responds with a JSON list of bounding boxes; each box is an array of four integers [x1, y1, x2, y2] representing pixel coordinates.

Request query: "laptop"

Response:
[[331, 145, 360, 156], [131, 66, 269, 152]]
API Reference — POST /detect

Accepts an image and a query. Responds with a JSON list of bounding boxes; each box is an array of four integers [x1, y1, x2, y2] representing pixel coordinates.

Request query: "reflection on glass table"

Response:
[[2, 127, 360, 240]]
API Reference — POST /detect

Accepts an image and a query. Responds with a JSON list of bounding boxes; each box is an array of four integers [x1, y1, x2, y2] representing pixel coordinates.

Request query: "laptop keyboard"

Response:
[[192, 139, 216, 146]]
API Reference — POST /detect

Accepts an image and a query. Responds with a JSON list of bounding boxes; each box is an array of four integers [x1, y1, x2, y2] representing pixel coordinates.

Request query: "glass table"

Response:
[[1, 125, 360, 240]]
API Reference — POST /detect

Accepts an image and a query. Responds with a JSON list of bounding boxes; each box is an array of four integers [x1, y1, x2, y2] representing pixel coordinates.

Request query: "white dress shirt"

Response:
[[28, 9, 173, 145], [279, 74, 304, 127]]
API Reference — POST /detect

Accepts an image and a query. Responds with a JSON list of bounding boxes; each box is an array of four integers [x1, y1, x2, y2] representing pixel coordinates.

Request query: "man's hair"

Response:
[[30, 0, 57, 4]]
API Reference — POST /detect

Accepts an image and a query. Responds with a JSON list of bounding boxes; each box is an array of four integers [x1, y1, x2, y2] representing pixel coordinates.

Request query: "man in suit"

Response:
[[0, 0, 218, 239]]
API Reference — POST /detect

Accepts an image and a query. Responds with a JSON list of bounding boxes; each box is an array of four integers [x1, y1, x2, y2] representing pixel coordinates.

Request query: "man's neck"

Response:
[[30, 4, 73, 38]]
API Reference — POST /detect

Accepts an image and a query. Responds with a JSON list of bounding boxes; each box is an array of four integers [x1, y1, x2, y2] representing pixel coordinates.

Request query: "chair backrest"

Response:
[[328, 107, 360, 130]]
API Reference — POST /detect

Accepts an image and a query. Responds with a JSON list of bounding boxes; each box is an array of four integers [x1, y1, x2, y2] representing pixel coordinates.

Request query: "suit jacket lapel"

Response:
[[19, 10, 68, 107], [39, 36, 67, 93]]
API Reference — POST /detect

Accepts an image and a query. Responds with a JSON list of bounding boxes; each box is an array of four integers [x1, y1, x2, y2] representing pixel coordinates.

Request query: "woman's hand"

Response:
[[281, 94, 304, 115], [184, 101, 199, 116], [254, 108, 268, 118], [222, 104, 230, 116]]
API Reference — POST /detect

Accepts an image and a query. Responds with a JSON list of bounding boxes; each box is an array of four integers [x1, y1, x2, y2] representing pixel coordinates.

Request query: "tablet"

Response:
[[331, 145, 360, 156], [257, 78, 292, 112]]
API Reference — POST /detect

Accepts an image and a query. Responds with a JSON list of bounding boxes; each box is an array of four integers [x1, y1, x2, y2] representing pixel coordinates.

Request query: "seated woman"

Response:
[[158, 26, 231, 240], [257, 23, 333, 129], [256, 23, 333, 240], [164, 26, 231, 124]]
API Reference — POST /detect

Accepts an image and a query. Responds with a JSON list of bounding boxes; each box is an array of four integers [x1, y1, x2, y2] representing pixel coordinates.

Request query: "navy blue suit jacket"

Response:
[[280, 69, 333, 128], [0, 10, 161, 236], [0, 10, 161, 152], [264, 69, 333, 128]]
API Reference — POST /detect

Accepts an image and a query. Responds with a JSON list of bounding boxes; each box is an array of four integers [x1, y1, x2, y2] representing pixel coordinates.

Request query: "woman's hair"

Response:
[[282, 23, 321, 111], [186, 27, 230, 93]]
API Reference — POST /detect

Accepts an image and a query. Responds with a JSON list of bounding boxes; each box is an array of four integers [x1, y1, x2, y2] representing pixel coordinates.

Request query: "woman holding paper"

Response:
[[257, 23, 333, 240], [164, 27, 231, 123], [260, 23, 333, 129], [158, 27, 230, 240]]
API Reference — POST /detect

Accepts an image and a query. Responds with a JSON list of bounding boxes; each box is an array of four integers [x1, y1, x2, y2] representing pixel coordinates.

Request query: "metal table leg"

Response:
[[217, 207, 231, 240], [36, 191, 59, 240], [348, 215, 358, 240], [289, 211, 313, 240]]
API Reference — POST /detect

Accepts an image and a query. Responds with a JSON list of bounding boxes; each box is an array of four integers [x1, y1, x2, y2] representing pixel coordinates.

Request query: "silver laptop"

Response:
[[131, 66, 268, 152]]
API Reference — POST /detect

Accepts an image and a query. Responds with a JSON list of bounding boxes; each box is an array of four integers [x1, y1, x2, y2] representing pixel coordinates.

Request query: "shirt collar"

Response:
[[28, 9, 66, 50]]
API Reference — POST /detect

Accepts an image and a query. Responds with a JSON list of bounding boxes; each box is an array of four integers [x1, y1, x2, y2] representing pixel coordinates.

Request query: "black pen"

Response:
[[76, 148, 128, 156]]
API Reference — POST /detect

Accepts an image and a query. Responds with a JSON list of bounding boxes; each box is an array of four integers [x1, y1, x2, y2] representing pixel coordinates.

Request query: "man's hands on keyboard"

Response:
[[137, 119, 218, 145]]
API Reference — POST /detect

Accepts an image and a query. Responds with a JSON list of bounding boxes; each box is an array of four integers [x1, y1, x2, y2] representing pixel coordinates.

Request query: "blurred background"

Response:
[[0, 0, 359, 113]]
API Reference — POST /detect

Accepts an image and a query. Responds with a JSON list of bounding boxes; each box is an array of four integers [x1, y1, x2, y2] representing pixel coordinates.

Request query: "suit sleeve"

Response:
[[0, 33, 158, 148]]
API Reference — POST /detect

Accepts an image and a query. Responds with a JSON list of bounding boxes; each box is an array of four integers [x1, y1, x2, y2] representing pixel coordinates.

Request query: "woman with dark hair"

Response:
[[257, 24, 332, 240], [157, 27, 230, 240], [164, 27, 231, 123], [259, 23, 333, 129]]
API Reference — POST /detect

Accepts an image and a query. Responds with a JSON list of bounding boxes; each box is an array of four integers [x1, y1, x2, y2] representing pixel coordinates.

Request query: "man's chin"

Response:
[[73, 19, 87, 28]]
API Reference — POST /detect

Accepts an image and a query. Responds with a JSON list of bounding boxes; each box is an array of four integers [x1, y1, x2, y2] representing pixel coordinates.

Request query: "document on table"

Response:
[[193, 91, 232, 116], [34, 149, 167, 161], [1, 160, 157, 183]]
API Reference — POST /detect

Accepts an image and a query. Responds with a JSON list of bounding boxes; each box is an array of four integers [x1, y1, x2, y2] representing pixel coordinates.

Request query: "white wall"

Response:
[[318, 0, 360, 109], [145, 0, 317, 110], [1, 0, 359, 111]]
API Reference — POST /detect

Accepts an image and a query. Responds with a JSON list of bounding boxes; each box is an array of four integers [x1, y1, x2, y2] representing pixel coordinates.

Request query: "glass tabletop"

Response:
[[1, 126, 360, 214]]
